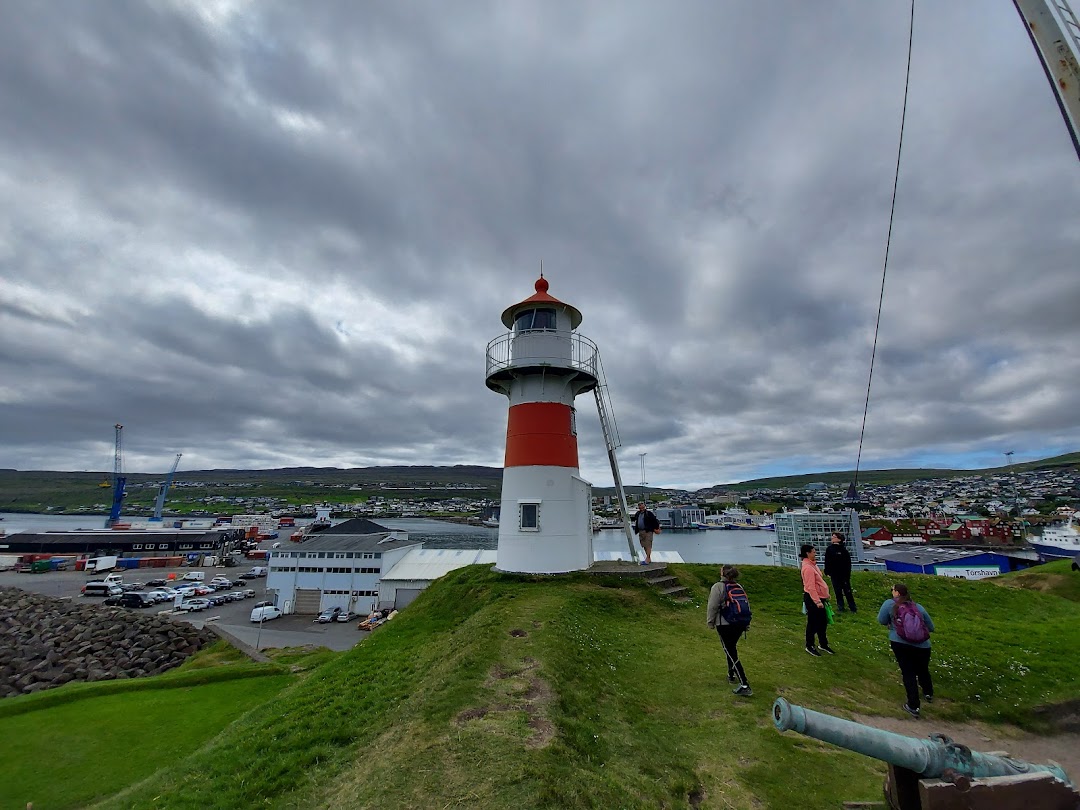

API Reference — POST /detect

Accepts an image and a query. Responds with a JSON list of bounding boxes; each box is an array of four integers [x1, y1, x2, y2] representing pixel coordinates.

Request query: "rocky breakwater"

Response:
[[0, 587, 215, 697]]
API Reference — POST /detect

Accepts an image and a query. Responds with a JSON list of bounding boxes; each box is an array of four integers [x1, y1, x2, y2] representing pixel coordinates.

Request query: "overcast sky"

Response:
[[1, 1, 1078, 490]]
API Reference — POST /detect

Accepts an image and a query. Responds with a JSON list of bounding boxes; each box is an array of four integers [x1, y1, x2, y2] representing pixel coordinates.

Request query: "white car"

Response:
[[175, 598, 210, 612], [172, 585, 198, 598], [144, 589, 173, 603]]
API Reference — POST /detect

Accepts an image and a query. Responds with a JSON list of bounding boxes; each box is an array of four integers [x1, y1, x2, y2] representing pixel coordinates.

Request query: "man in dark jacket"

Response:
[[823, 532, 856, 612], [633, 502, 661, 565]]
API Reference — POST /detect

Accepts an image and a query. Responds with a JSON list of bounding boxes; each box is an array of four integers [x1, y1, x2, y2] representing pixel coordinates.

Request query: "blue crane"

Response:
[[149, 453, 183, 522], [104, 423, 127, 528]]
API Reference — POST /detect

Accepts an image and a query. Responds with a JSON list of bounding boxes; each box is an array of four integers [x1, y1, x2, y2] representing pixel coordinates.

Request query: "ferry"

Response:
[[1029, 515, 1080, 561]]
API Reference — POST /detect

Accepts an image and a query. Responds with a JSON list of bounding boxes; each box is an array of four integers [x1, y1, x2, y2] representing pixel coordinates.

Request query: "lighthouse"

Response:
[[485, 276, 600, 574]]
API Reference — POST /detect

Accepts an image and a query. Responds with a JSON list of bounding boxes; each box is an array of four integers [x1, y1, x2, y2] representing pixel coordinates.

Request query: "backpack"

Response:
[[894, 602, 929, 644], [722, 583, 752, 629]]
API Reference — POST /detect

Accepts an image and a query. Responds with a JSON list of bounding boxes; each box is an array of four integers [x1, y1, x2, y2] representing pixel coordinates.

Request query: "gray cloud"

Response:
[[1, 1, 1078, 489]]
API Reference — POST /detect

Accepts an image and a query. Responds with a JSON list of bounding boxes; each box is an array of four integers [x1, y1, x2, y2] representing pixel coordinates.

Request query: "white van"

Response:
[[83, 583, 123, 597], [250, 605, 282, 623], [181, 571, 205, 582], [102, 573, 123, 587]]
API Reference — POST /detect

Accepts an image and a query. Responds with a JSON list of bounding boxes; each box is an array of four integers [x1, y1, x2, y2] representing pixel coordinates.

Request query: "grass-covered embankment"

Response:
[[64, 562, 1080, 809], [992, 558, 1080, 603], [0, 643, 293, 809]]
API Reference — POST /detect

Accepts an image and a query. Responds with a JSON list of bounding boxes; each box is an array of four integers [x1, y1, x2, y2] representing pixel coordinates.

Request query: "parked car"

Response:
[[335, 611, 358, 623], [207, 594, 228, 606], [250, 605, 282, 623], [172, 585, 197, 598], [242, 589, 256, 599], [210, 577, 233, 588], [177, 598, 211, 612], [119, 583, 145, 592], [228, 591, 247, 601], [315, 607, 342, 623], [144, 578, 168, 587], [105, 592, 154, 609], [253, 600, 275, 609], [144, 589, 173, 603], [193, 585, 213, 596], [181, 571, 205, 582]]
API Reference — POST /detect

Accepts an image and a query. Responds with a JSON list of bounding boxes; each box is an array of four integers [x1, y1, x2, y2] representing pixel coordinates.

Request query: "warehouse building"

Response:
[[378, 548, 497, 610]]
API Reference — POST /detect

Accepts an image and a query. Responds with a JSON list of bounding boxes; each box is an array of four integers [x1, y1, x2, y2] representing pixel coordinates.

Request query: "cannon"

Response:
[[772, 698, 1078, 810]]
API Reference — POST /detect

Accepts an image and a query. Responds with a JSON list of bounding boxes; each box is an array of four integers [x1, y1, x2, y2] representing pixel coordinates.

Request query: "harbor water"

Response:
[[0, 513, 772, 566]]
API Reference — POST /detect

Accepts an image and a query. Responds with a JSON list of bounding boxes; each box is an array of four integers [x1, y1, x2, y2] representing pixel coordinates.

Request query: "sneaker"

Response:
[[924, 694, 933, 704], [805, 646, 822, 657], [727, 674, 738, 684], [819, 645, 836, 655], [733, 685, 753, 697], [903, 703, 920, 718]]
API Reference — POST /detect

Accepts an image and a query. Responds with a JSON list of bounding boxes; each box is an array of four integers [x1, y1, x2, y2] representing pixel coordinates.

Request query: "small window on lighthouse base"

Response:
[[519, 502, 540, 531]]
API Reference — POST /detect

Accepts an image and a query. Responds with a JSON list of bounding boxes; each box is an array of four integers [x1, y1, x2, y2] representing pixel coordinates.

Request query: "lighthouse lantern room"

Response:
[[485, 276, 599, 573]]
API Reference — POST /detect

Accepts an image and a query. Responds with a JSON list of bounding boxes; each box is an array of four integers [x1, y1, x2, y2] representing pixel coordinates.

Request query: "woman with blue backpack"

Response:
[[706, 565, 753, 697], [878, 582, 935, 718]]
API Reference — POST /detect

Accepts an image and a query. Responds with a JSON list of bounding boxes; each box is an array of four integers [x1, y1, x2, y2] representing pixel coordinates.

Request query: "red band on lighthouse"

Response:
[[504, 402, 579, 468]]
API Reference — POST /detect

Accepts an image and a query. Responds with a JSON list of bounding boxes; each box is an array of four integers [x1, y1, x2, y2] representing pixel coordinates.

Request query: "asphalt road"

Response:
[[0, 566, 367, 653]]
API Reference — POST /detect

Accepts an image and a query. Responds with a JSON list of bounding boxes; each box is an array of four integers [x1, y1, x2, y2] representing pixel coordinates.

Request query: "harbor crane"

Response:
[[104, 424, 127, 528], [149, 452, 183, 523]]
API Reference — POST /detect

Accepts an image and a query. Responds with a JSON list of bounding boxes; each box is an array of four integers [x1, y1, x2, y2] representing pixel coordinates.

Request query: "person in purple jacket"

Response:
[[878, 582, 935, 718]]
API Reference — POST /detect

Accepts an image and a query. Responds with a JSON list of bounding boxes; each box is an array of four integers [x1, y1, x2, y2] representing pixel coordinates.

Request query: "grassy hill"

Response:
[[3, 564, 1079, 808]]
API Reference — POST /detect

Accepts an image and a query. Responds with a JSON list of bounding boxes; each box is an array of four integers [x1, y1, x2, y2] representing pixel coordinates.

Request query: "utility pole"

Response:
[[639, 453, 647, 506]]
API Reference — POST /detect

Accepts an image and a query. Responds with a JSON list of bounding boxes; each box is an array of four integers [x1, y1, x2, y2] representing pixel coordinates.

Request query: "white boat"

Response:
[[1029, 515, 1080, 560], [482, 517, 499, 528]]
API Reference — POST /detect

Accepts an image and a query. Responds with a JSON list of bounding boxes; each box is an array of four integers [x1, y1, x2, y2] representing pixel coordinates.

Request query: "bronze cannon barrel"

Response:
[[772, 698, 1073, 788]]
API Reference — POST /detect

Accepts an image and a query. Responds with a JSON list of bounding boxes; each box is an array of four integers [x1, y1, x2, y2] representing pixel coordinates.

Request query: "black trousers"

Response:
[[717, 625, 748, 687], [891, 641, 933, 710], [803, 593, 829, 649], [830, 576, 856, 611]]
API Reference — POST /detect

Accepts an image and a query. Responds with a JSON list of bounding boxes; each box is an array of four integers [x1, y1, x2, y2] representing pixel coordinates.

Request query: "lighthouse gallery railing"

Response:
[[485, 329, 600, 379]]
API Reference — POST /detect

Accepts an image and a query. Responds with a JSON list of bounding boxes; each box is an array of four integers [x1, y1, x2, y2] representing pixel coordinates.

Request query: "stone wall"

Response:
[[0, 587, 215, 697]]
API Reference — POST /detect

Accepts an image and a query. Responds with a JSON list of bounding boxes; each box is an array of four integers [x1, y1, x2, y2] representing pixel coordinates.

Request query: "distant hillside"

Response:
[[711, 451, 1080, 491]]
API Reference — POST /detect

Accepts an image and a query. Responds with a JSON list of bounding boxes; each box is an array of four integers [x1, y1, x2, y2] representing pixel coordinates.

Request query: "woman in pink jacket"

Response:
[[800, 544, 834, 656]]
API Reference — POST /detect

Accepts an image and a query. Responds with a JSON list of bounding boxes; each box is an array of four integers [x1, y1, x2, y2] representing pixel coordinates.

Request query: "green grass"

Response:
[[54, 563, 1077, 809], [0, 664, 291, 809], [992, 559, 1080, 603]]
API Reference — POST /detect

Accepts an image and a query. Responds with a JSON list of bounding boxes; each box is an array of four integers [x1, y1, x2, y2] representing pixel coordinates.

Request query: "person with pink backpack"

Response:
[[877, 582, 935, 718]]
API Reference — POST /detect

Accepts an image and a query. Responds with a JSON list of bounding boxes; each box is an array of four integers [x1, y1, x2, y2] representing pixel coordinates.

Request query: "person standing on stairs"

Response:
[[633, 501, 661, 564]]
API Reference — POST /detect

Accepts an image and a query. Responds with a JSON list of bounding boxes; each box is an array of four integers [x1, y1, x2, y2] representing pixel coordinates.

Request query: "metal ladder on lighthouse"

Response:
[[591, 354, 639, 562]]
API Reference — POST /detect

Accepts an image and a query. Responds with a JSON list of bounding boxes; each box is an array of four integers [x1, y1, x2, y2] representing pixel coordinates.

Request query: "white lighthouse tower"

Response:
[[485, 276, 601, 574]]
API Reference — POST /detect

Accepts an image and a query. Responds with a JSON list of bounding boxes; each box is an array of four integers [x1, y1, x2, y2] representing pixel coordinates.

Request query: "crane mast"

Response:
[[104, 423, 127, 528], [1014, 0, 1080, 159], [150, 452, 183, 522]]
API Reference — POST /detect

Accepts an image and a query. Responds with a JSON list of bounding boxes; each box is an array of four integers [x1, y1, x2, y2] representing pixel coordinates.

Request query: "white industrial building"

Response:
[[378, 548, 498, 610], [266, 520, 419, 615]]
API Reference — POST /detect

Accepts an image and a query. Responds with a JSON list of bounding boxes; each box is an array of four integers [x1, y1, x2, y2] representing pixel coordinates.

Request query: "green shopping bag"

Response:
[[824, 601, 835, 625]]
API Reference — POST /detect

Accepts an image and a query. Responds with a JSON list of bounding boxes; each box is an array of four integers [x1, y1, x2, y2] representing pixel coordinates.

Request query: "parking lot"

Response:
[[0, 566, 368, 653]]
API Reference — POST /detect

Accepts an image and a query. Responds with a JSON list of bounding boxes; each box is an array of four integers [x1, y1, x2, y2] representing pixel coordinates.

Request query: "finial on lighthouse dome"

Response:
[[500, 275, 583, 330]]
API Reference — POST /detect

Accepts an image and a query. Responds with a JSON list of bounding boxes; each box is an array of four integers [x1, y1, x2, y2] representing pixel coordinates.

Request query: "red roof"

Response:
[[500, 276, 583, 329]]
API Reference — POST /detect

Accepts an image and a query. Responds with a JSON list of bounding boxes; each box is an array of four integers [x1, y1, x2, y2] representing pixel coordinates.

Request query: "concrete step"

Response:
[[645, 575, 679, 588], [660, 585, 691, 599]]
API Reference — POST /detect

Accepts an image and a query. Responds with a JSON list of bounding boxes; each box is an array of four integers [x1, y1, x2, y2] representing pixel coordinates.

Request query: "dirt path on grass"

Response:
[[852, 713, 1080, 782]]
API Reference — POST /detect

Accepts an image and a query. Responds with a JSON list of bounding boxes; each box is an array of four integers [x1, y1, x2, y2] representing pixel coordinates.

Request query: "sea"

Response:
[[0, 513, 773, 566]]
